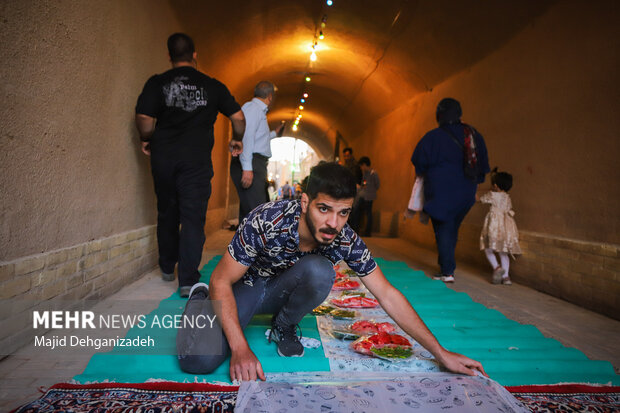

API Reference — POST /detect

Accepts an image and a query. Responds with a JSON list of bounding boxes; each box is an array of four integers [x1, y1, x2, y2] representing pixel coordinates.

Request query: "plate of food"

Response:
[[350, 320, 396, 334], [340, 291, 366, 297], [351, 332, 413, 360], [312, 305, 336, 316], [335, 268, 357, 279], [331, 296, 379, 308], [329, 308, 359, 320], [329, 327, 360, 340], [332, 278, 360, 290]]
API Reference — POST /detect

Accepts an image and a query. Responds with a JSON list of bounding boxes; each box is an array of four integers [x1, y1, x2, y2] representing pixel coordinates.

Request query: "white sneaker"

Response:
[[432, 274, 454, 283]]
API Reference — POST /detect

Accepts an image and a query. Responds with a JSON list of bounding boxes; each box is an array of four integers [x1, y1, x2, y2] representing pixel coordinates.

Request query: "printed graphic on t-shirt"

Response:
[[163, 76, 208, 112]]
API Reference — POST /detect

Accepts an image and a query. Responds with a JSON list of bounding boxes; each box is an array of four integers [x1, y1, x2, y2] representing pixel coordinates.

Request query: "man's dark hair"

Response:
[[167, 33, 195, 63], [491, 168, 513, 192], [306, 162, 356, 200], [358, 156, 371, 167], [254, 81, 276, 98], [343, 147, 353, 155]]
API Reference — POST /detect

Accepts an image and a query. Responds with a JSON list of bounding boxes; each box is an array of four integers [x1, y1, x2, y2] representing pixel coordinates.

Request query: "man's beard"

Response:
[[305, 212, 339, 246]]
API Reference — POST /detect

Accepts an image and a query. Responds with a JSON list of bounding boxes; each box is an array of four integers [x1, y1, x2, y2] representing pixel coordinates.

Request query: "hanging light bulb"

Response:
[[305, 76, 311, 82], [310, 51, 317, 62], [299, 105, 304, 110], [300, 98, 306, 103], [319, 31, 324, 40], [303, 93, 309, 98], [292, 124, 298, 131], [326, 0, 333, 7]]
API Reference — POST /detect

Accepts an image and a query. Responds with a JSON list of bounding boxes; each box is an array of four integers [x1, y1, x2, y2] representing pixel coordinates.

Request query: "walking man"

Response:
[[135, 33, 245, 297], [230, 81, 285, 222], [356, 156, 380, 236]]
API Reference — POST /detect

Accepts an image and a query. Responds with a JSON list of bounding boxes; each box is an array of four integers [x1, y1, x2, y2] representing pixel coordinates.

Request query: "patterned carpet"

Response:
[[507, 384, 620, 412], [11, 382, 239, 413], [13, 382, 620, 412]]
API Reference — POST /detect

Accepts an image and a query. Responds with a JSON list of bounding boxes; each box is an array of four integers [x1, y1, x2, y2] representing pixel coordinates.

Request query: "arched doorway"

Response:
[[268, 137, 320, 196]]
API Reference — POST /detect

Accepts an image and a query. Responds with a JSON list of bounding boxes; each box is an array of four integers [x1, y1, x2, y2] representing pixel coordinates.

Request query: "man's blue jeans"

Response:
[[176, 254, 335, 374], [430, 207, 471, 275]]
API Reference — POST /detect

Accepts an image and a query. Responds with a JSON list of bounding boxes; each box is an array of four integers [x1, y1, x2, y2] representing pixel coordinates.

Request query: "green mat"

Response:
[[74, 256, 619, 386]]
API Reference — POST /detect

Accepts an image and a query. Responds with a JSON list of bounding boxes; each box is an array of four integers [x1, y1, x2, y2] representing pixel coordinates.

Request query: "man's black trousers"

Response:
[[150, 156, 213, 287], [230, 154, 269, 222]]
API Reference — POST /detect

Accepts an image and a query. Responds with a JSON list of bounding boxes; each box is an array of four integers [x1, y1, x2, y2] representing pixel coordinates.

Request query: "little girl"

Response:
[[479, 168, 522, 285]]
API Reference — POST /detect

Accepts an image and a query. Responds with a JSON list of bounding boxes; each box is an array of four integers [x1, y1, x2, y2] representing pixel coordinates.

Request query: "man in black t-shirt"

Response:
[[135, 33, 246, 297]]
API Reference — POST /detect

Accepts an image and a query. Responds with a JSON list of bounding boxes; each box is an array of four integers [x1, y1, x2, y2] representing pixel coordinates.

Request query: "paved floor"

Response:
[[2, 230, 618, 411]]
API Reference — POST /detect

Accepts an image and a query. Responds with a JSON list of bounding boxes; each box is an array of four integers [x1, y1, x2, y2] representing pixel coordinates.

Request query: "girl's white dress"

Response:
[[479, 191, 522, 254]]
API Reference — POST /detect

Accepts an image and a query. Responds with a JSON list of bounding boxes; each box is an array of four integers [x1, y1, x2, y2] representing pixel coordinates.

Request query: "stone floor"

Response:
[[2, 230, 619, 411]]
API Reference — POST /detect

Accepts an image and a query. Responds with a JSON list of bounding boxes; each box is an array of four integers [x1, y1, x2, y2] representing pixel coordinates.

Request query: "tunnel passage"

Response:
[[0, 0, 618, 341]]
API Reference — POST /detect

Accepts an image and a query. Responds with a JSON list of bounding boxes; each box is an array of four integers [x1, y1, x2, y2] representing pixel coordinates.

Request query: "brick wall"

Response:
[[401, 220, 620, 320], [0, 225, 157, 354]]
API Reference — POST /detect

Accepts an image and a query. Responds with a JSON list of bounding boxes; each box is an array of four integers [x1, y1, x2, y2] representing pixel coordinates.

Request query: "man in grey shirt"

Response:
[[357, 156, 380, 236], [230, 81, 284, 222]]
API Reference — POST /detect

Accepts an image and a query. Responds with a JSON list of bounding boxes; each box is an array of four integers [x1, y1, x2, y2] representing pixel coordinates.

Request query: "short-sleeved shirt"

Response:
[[228, 199, 377, 286], [135, 66, 241, 163]]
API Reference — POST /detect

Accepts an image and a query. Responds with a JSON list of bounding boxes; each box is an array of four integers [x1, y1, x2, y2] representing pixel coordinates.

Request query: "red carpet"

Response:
[[507, 384, 620, 412], [13, 382, 620, 412], [11, 382, 239, 413]]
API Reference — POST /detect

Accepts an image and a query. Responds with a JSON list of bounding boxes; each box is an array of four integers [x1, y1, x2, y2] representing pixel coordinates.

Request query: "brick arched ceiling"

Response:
[[171, 0, 555, 157]]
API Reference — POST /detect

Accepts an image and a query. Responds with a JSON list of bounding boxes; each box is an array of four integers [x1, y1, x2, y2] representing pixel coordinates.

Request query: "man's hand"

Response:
[[229, 139, 243, 156], [275, 122, 285, 137], [241, 170, 253, 188], [436, 349, 488, 377], [229, 347, 266, 382], [141, 141, 151, 156]]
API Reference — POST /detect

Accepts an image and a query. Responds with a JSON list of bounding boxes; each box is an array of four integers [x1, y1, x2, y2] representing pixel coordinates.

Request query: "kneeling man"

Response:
[[177, 162, 486, 381]]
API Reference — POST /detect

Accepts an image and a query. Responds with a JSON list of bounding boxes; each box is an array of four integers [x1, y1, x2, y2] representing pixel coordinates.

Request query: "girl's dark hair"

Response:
[[306, 162, 357, 200], [490, 167, 513, 192]]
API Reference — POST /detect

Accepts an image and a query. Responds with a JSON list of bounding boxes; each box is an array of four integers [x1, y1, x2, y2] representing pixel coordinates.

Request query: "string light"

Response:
[[299, 105, 304, 110], [300, 98, 305, 103], [310, 50, 317, 61], [292, 124, 298, 131], [303, 93, 309, 98], [326, 0, 333, 6], [305, 76, 311, 82]]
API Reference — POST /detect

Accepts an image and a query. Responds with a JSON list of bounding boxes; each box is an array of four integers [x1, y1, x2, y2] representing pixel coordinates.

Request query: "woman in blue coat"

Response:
[[411, 98, 490, 282]]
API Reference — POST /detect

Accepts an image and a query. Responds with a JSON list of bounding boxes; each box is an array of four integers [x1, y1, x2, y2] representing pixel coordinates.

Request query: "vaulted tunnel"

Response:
[[0, 0, 618, 327]]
